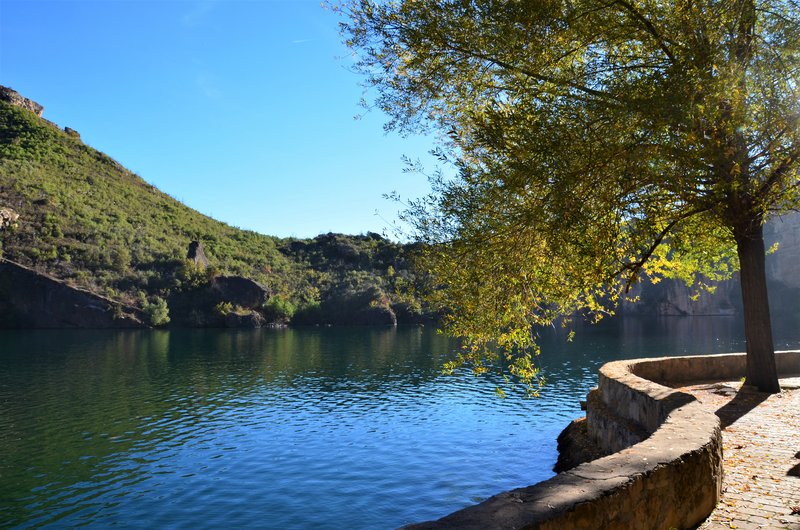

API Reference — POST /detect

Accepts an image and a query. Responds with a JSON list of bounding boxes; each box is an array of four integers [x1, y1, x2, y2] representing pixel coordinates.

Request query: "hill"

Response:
[[0, 87, 430, 328]]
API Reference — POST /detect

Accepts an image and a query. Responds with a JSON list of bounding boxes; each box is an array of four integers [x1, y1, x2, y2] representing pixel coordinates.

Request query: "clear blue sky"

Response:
[[0, 0, 437, 239]]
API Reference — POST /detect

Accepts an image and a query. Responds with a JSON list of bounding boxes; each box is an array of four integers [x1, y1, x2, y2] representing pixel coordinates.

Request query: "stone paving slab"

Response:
[[682, 377, 800, 530]]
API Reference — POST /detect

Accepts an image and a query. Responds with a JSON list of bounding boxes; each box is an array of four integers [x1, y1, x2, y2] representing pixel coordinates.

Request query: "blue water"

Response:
[[1, 317, 799, 529]]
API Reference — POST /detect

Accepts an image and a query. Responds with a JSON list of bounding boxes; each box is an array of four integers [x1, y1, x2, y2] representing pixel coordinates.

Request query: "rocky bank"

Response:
[[0, 258, 145, 328]]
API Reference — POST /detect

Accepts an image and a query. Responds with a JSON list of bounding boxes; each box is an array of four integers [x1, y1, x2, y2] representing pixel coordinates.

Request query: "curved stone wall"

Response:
[[406, 351, 800, 530], [632, 350, 800, 387]]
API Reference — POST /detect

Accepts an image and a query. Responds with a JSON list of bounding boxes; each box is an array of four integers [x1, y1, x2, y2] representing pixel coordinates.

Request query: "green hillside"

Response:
[[0, 98, 429, 326]]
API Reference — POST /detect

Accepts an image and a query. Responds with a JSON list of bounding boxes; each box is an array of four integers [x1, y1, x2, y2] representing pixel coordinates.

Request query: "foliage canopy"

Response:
[[342, 0, 800, 392]]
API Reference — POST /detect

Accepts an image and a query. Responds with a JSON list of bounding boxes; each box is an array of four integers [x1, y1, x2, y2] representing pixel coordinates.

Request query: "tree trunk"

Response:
[[735, 223, 780, 393]]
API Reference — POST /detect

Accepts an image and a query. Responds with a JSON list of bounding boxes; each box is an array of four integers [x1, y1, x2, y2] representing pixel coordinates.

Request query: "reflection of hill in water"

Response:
[[0, 327, 455, 392], [2, 321, 799, 528], [0, 327, 454, 525], [622, 212, 800, 317]]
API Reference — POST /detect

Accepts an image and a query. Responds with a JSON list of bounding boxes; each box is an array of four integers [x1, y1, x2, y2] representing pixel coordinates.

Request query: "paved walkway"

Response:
[[680, 377, 800, 530]]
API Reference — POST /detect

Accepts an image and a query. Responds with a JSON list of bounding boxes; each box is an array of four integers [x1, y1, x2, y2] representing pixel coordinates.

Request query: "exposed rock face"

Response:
[[0, 86, 44, 116], [211, 275, 267, 309], [0, 259, 145, 328], [64, 127, 80, 139], [553, 417, 609, 473], [350, 303, 397, 326], [765, 212, 800, 290], [0, 207, 19, 231], [391, 300, 433, 324], [166, 274, 269, 328], [186, 240, 209, 270], [622, 212, 800, 316], [622, 276, 741, 316], [313, 285, 398, 326], [224, 310, 265, 328]]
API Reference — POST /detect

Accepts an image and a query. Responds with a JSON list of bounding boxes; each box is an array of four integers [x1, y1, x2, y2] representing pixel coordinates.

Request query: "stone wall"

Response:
[[406, 351, 800, 530], [631, 351, 800, 387]]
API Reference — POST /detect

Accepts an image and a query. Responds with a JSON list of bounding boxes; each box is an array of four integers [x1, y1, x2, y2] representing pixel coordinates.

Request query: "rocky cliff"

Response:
[[0, 86, 44, 116], [765, 212, 800, 291], [621, 212, 800, 316], [0, 258, 145, 328]]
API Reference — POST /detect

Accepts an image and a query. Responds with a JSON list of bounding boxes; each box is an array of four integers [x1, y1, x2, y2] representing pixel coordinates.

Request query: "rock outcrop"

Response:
[[0, 208, 19, 231], [553, 417, 608, 473], [166, 272, 269, 328], [211, 275, 267, 309], [622, 276, 741, 316], [0, 259, 145, 328], [765, 212, 800, 290], [187, 240, 209, 270], [224, 310, 266, 328], [298, 284, 398, 326], [0, 85, 44, 116]]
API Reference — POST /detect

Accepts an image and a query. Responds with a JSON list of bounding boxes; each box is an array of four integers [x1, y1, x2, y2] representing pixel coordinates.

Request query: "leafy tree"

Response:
[[341, 0, 800, 392]]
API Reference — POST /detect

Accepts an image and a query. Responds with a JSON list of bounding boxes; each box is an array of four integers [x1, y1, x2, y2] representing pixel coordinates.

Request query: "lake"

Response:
[[2, 317, 800, 529]]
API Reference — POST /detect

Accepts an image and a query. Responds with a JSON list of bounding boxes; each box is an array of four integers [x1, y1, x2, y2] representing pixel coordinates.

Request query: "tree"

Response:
[[341, 0, 800, 393]]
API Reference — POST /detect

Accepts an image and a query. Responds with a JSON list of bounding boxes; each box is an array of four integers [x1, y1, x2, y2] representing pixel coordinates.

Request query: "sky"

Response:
[[0, 0, 440, 239]]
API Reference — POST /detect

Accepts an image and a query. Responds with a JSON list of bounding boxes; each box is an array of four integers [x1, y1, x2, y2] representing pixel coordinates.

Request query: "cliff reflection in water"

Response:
[[1, 317, 799, 529], [1, 327, 462, 529]]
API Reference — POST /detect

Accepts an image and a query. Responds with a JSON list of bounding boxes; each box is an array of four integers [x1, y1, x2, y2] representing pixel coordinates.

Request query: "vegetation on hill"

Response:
[[0, 99, 431, 326]]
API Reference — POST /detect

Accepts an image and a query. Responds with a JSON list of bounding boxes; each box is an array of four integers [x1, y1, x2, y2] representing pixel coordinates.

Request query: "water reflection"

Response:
[[1, 317, 799, 529], [0, 327, 459, 528]]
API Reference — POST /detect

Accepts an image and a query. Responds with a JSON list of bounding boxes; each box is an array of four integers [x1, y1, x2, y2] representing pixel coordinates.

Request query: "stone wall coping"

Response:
[[630, 350, 800, 385]]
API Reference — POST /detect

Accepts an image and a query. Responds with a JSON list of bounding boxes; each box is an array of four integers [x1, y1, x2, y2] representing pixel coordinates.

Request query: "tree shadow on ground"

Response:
[[790, 452, 800, 478], [713, 385, 771, 428]]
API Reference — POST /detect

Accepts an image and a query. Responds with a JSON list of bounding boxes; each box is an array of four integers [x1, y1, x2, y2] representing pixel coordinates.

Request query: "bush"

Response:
[[214, 301, 234, 317], [292, 300, 322, 324], [143, 296, 170, 327], [262, 296, 295, 324]]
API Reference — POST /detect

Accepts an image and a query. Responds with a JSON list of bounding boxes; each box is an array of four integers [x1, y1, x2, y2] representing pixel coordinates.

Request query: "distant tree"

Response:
[[342, 0, 800, 393]]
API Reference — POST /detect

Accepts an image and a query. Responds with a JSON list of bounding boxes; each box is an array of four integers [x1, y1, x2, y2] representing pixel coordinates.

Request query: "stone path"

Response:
[[681, 377, 800, 530]]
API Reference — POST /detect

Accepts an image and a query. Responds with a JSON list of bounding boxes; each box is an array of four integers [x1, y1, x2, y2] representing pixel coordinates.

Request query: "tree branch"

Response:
[[615, 205, 712, 288], [612, 0, 676, 63], [441, 41, 628, 106], [758, 146, 800, 198]]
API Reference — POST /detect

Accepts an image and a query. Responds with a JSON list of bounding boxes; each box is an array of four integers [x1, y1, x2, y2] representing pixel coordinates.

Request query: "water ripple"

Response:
[[1, 320, 798, 528]]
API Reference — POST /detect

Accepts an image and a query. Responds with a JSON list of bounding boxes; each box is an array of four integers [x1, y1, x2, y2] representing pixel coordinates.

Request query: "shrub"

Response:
[[262, 296, 295, 324], [143, 296, 170, 327], [214, 301, 233, 317], [292, 300, 322, 324]]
